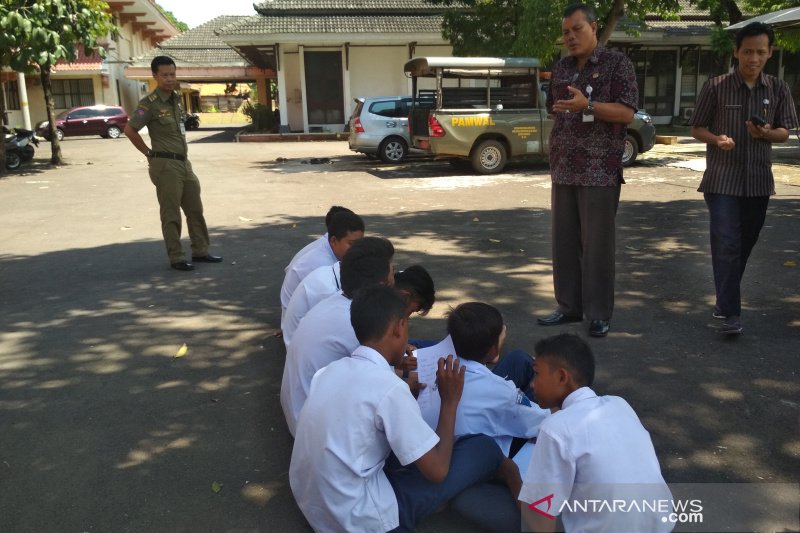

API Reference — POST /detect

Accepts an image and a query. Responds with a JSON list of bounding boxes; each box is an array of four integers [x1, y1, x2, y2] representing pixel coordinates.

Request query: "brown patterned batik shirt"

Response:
[[547, 46, 639, 187]]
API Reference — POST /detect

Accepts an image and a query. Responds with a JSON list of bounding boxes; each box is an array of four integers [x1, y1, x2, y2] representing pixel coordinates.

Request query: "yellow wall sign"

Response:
[[512, 126, 538, 139], [451, 116, 496, 127]]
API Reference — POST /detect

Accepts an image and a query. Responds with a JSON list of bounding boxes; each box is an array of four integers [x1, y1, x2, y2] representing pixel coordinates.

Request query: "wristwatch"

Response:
[[585, 101, 594, 116]]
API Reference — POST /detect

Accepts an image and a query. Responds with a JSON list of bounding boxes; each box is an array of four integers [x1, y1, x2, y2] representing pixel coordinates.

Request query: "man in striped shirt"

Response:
[[690, 22, 798, 335]]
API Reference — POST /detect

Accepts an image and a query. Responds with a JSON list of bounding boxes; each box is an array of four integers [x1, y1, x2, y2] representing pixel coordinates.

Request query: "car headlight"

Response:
[[636, 112, 652, 124], [37, 121, 49, 129]]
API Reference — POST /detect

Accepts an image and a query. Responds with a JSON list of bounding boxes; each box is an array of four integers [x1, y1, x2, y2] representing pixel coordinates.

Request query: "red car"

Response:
[[36, 105, 129, 141]]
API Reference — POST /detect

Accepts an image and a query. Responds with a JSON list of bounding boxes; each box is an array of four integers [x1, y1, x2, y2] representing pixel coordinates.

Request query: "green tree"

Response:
[[2, 0, 114, 165], [741, 0, 800, 51], [156, 4, 189, 32], [425, 0, 681, 62], [0, 3, 12, 176]]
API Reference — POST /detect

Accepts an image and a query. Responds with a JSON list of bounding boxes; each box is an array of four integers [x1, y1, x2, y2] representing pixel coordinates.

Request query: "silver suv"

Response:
[[348, 96, 413, 163]]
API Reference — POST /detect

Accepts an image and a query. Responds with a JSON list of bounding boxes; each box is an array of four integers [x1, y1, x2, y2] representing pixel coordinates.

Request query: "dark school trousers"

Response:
[[551, 183, 621, 321], [704, 193, 769, 318], [386, 434, 505, 532]]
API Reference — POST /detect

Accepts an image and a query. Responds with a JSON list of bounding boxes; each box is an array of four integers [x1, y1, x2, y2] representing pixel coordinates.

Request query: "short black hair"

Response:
[[534, 333, 595, 387], [328, 211, 365, 241], [340, 237, 394, 298], [151, 55, 176, 74], [394, 265, 436, 315], [563, 3, 597, 23], [736, 21, 774, 49], [350, 285, 408, 344], [446, 302, 504, 362], [325, 206, 354, 232]]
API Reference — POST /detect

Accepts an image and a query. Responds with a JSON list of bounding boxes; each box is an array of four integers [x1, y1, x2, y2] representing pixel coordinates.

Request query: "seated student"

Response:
[[281, 261, 342, 347], [290, 285, 518, 533], [519, 333, 672, 533], [438, 303, 551, 533], [279, 208, 364, 318], [283, 263, 436, 347], [446, 302, 549, 456], [280, 237, 395, 436]]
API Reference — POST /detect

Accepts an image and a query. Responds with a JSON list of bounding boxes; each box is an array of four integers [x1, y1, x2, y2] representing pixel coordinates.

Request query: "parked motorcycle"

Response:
[[184, 113, 200, 130], [4, 127, 39, 170]]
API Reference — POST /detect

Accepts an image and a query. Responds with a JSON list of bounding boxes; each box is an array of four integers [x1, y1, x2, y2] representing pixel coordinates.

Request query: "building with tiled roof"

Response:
[[107, 0, 800, 131], [216, 0, 453, 131]]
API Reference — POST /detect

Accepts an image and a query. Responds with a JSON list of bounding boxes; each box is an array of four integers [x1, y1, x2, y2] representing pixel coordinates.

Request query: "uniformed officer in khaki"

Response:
[[124, 55, 222, 271]]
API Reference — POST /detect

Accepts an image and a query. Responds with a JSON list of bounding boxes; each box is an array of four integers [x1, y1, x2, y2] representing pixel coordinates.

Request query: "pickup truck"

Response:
[[404, 56, 655, 174]]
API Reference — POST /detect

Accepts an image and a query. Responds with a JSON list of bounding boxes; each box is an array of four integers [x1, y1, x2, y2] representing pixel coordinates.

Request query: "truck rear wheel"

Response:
[[471, 140, 507, 174]]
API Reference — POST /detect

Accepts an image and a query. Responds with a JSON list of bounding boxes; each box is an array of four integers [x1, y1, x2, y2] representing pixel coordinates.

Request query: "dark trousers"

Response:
[[704, 193, 769, 317], [551, 183, 621, 321], [492, 349, 535, 402], [386, 434, 504, 532]]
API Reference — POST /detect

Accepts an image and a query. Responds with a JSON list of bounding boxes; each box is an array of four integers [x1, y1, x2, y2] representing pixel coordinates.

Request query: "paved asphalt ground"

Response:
[[1, 127, 798, 532]]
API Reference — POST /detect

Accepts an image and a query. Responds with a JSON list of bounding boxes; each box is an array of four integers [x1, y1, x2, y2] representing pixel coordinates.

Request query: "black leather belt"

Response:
[[150, 151, 186, 161]]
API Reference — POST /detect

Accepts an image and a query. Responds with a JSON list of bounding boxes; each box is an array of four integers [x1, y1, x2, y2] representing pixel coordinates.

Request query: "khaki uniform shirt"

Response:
[[128, 88, 188, 156]]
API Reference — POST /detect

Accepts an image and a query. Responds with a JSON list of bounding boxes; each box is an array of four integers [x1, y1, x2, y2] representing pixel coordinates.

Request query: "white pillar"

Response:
[[299, 45, 308, 133], [17, 72, 31, 130], [342, 45, 351, 126], [277, 46, 289, 133]]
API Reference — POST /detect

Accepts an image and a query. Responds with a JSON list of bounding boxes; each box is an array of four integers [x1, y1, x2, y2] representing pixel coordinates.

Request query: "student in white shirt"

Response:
[[281, 261, 341, 346], [283, 263, 436, 347], [281, 206, 350, 286], [519, 333, 672, 533], [290, 286, 516, 533], [280, 237, 395, 436], [279, 209, 364, 317]]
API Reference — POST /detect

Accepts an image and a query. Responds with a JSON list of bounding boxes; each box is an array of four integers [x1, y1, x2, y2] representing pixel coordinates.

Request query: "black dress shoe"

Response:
[[588, 320, 610, 337], [537, 311, 583, 326], [191, 254, 223, 263], [171, 260, 194, 271]]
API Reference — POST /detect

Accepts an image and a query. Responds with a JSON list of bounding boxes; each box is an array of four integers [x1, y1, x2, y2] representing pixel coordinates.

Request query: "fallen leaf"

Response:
[[212, 481, 223, 493], [472, 217, 480, 222], [625, 245, 642, 251], [489, 238, 501, 243], [120, 226, 132, 231], [292, 224, 297, 228], [238, 216, 253, 222], [784, 260, 797, 267], [174, 343, 188, 358]]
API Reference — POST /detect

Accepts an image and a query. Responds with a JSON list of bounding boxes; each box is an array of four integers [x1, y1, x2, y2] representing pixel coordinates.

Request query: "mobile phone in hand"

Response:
[[750, 115, 767, 127]]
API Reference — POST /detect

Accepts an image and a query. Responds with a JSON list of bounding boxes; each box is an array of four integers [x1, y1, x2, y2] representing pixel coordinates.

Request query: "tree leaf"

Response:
[[174, 343, 188, 358]]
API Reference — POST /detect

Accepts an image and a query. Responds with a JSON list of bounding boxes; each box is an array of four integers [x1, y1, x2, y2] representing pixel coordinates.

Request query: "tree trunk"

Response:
[[0, 79, 7, 177], [40, 67, 63, 166], [597, 0, 625, 45]]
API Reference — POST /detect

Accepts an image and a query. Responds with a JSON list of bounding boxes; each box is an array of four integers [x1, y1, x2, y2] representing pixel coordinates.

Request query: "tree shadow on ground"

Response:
[[1, 200, 798, 531]]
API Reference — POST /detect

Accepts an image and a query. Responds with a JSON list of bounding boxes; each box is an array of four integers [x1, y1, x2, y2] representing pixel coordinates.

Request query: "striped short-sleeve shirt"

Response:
[[690, 70, 798, 197]]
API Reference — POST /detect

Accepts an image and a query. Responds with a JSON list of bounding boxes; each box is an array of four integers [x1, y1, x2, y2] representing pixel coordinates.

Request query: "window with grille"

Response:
[[52, 79, 95, 109], [4, 80, 20, 110]]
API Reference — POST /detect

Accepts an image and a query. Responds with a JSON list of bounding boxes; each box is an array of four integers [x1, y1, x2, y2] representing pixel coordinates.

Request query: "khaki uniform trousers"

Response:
[[148, 157, 209, 263], [551, 182, 621, 321]]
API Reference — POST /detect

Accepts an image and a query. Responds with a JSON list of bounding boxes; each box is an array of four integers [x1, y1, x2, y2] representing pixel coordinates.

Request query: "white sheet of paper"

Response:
[[415, 335, 456, 429], [512, 440, 536, 474]]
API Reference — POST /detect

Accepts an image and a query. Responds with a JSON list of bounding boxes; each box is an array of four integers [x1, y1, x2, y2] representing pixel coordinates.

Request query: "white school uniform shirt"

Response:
[[290, 346, 439, 533], [280, 234, 336, 311], [455, 358, 549, 455], [518, 387, 672, 533], [281, 262, 341, 347], [280, 291, 358, 436]]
